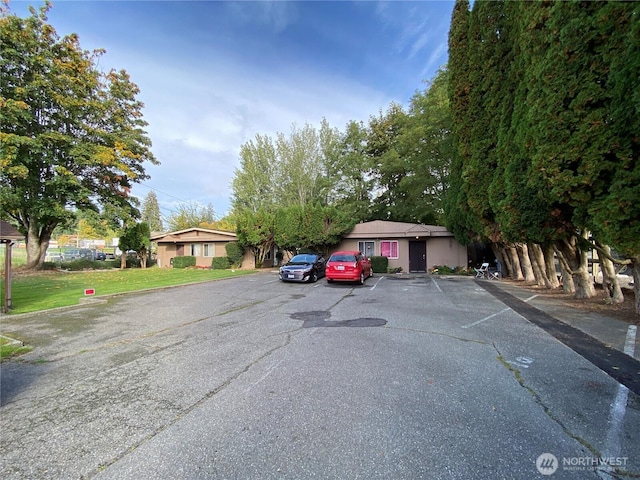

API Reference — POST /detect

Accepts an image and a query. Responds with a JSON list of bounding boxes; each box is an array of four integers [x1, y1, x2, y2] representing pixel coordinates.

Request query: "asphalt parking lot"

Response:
[[1, 272, 638, 479]]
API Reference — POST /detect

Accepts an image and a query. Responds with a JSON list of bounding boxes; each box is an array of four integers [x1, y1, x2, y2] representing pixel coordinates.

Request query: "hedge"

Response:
[[370, 256, 388, 273], [225, 242, 244, 267], [172, 256, 196, 268], [211, 256, 232, 269]]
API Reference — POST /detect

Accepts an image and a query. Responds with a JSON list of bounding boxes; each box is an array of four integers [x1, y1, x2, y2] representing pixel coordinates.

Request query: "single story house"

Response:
[[332, 220, 467, 273], [151, 228, 253, 269], [154, 221, 466, 273]]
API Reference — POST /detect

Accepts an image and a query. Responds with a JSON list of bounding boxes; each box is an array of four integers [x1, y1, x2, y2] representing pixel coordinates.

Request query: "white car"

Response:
[[595, 265, 635, 290]]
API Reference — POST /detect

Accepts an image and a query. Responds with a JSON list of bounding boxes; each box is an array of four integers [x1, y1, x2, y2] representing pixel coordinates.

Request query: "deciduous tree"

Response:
[[0, 3, 157, 269], [118, 222, 150, 269]]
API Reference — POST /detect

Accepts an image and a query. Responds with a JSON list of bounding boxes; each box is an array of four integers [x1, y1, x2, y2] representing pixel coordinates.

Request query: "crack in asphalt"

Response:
[[383, 325, 488, 344], [86, 331, 295, 478], [492, 344, 608, 471], [478, 280, 640, 396]]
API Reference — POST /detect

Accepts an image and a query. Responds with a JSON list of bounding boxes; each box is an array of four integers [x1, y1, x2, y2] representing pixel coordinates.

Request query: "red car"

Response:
[[326, 250, 373, 285]]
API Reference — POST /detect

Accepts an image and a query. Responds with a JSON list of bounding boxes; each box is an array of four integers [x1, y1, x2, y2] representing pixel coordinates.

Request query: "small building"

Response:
[[333, 220, 467, 273], [151, 228, 252, 269]]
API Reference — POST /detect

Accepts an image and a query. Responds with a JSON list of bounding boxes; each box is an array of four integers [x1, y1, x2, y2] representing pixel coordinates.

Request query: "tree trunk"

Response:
[[490, 243, 506, 278], [507, 244, 524, 280], [556, 234, 596, 299], [139, 247, 148, 269], [543, 244, 560, 289], [597, 244, 624, 304], [528, 243, 553, 288], [499, 244, 514, 278], [554, 246, 576, 293], [120, 253, 127, 270], [516, 243, 536, 283], [24, 222, 54, 270], [631, 256, 640, 316]]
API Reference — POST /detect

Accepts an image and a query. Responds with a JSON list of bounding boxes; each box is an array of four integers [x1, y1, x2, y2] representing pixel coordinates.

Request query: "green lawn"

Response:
[[1, 267, 257, 315]]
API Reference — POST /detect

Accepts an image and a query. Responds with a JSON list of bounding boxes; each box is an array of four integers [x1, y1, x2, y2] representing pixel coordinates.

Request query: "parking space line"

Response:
[[369, 276, 384, 290], [624, 325, 637, 356], [461, 307, 512, 329], [462, 295, 536, 329], [603, 325, 637, 460]]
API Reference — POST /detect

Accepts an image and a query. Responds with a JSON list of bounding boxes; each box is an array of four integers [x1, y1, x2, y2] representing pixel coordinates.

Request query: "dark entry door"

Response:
[[409, 241, 426, 272]]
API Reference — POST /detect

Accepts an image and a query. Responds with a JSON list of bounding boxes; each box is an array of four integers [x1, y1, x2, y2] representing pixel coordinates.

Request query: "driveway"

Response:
[[1, 273, 638, 479]]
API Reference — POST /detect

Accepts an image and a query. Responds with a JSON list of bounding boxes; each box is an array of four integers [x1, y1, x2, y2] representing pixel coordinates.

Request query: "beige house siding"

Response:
[[151, 222, 466, 273], [332, 221, 467, 273], [151, 228, 252, 269]]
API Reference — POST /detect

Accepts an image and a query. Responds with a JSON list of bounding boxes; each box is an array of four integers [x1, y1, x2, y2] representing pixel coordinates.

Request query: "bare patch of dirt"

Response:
[[11, 267, 67, 277], [507, 280, 639, 325]]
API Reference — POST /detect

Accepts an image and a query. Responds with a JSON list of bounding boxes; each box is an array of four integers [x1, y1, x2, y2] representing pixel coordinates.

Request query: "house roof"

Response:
[[0, 221, 24, 243], [150, 227, 237, 243], [343, 220, 453, 239]]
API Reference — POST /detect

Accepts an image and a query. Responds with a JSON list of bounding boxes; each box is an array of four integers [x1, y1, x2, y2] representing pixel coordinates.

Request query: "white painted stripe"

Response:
[[603, 325, 636, 460], [369, 276, 384, 291], [624, 325, 637, 356], [432, 277, 442, 292], [462, 307, 511, 329], [461, 292, 536, 329]]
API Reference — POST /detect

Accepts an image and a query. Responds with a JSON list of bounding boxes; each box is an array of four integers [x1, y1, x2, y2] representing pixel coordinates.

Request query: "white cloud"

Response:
[[32, 1, 453, 220], [129, 48, 391, 218]]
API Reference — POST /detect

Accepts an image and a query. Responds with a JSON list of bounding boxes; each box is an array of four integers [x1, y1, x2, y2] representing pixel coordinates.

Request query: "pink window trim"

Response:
[[380, 241, 398, 259]]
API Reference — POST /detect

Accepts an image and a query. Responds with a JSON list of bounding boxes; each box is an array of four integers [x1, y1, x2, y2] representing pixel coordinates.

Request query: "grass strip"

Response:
[[1, 267, 256, 315]]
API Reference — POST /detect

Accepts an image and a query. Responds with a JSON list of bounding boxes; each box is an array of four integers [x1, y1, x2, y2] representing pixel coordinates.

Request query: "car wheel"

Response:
[[359, 271, 365, 285], [310, 272, 318, 283], [327, 278, 334, 283]]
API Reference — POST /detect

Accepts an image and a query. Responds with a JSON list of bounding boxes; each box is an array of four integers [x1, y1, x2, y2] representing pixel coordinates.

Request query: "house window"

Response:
[[380, 240, 398, 259], [190, 243, 201, 256], [358, 241, 375, 257], [203, 243, 214, 257]]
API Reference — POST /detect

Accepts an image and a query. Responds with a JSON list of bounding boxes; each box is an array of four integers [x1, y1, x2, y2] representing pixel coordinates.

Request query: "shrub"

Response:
[[225, 242, 244, 267], [125, 255, 141, 268], [388, 266, 403, 274], [370, 256, 388, 273], [57, 259, 116, 271], [172, 256, 196, 268], [211, 257, 231, 269], [430, 265, 469, 275]]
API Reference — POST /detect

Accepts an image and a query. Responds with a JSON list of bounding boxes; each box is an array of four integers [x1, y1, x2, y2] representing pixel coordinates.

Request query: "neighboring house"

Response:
[[151, 228, 253, 269], [333, 220, 467, 273], [154, 221, 466, 273]]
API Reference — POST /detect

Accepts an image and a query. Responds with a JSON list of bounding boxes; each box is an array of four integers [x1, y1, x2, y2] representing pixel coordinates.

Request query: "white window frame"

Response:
[[380, 240, 399, 259], [203, 243, 215, 257], [358, 241, 375, 257], [190, 243, 201, 256]]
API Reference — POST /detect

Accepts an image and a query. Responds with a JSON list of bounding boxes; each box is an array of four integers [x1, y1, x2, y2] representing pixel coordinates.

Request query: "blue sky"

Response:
[[11, 0, 454, 224]]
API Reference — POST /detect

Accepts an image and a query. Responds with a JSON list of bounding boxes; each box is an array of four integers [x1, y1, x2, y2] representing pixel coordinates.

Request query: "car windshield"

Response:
[[289, 254, 318, 264], [329, 254, 356, 262]]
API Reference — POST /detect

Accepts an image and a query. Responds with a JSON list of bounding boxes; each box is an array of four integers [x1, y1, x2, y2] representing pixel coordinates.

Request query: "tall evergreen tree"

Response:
[[587, 1, 640, 311], [141, 191, 163, 233], [444, 0, 479, 244]]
